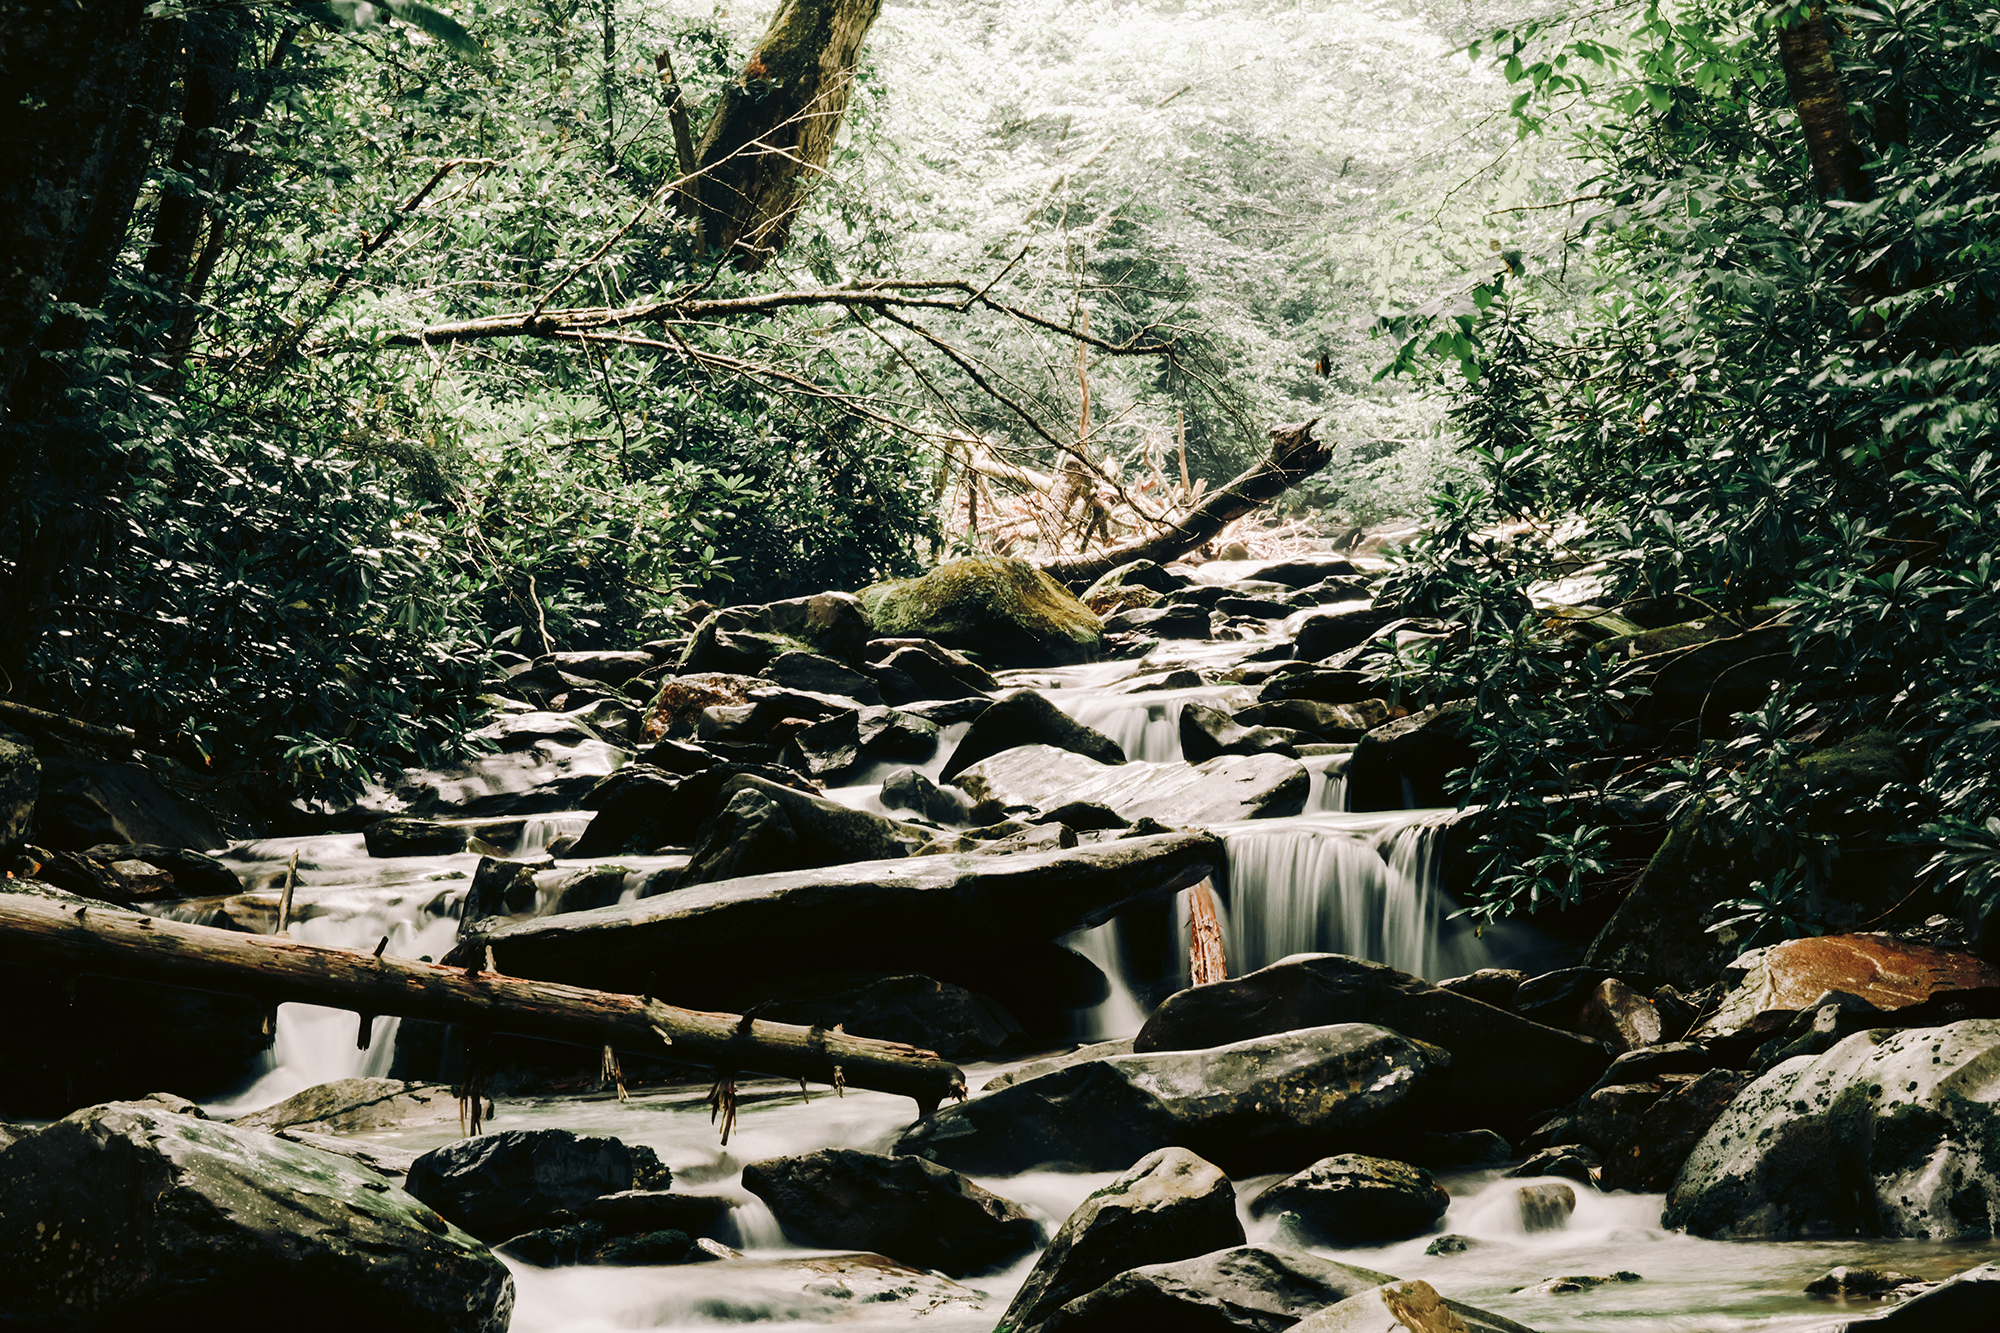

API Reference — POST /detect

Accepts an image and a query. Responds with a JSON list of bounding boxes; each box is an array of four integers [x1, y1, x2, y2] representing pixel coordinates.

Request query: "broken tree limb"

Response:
[[0, 890, 966, 1115], [1038, 417, 1331, 587]]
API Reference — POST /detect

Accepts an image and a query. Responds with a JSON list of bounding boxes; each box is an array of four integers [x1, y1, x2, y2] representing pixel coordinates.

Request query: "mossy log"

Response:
[[0, 890, 965, 1114], [1039, 419, 1332, 588]]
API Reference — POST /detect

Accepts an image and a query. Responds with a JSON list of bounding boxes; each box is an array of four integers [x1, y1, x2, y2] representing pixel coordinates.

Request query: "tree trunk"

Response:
[[1039, 418, 1330, 587], [0, 891, 967, 1115], [0, 1, 175, 425], [1773, 4, 1872, 203], [693, 0, 884, 271], [144, 9, 248, 290]]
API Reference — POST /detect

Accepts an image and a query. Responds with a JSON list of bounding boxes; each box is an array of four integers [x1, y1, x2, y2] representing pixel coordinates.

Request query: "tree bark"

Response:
[[1039, 418, 1330, 587], [0, 891, 967, 1115], [693, 0, 884, 271], [0, 1, 175, 425], [1772, 4, 1872, 202]]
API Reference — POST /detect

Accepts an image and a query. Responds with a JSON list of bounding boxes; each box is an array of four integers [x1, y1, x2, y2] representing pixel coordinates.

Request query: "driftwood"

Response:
[[1039, 418, 1331, 587], [0, 891, 966, 1115]]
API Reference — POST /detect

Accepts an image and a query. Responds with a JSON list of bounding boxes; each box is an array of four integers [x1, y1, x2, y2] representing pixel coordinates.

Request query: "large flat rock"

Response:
[[456, 832, 1223, 999], [893, 1023, 1448, 1177], [1134, 953, 1609, 1134], [952, 745, 1307, 824]]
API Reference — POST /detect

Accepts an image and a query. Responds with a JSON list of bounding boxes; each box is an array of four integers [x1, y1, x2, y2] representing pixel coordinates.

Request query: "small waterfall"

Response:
[[204, 887, 460, 1114], [1213, 813, 1484, 983], [516, 812, 593, 854], [1065, 695, 1189, 763], [1301, 751, 1350, 812], [1061, 921, 1149, 1041]]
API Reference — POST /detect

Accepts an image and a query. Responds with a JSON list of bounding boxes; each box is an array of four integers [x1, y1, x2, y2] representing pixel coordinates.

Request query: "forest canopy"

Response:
[[2, 0, 1997, 942]]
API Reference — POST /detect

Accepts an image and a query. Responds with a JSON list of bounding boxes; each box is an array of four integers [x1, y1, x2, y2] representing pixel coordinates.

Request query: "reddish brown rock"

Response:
[[642, 672, 764, 742], [1694, 935, 2000, 1045]]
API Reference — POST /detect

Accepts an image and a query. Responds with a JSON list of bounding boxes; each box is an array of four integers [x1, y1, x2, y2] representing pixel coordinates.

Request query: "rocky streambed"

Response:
[[6, 553, 2000, 1331]]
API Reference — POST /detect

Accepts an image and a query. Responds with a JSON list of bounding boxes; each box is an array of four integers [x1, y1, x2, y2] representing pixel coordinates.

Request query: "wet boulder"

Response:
[[1134, 952, 1609, 1134], [1234, 696, 1401, 741], [32, 754, 226, 852], [1293, 1279, 1472, 1333], [1289, 604, 1406, 662], [1515, 1182, 1577, 1233], [1345, 701, 1475, 811], [879, 766, 994, 824], [677, 592, 873, 675], [563, 761, 816, 857], [498, 1221, 694, 1267], [405, 1127, 670, 1242], [1665, 1019, 2000, 1239], [1040, 1245, 1388, 1333], [742, 1148, 1041, 1277], [1178, 700, 1301, 763], [895, 1023, 1449, 1177], [952, 745, 1308, 825], [860, 557, 1103, 668], [939, 689, 1125, 782], [1597, 1067, 1750, 1192], [999, 1147, 1244, 1333], [230, 1078, 460, 1135], [865, 638, 998, 705], [1833, 1261, 2000, 1329], [758, 650, 885, 704], [679, 774, 933, 886], [1249, 1155, 1449, 1244], [1247, 555, 1361, 587], [1577, 977, 1666, 1052], [639, 671, 765, 744], [0, 1104, 511, 1332], [718, 970, 1022, 1060]]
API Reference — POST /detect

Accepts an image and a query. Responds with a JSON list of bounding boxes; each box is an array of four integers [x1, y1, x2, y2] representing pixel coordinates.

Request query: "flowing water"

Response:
[[181, 656, 2000, 1330]]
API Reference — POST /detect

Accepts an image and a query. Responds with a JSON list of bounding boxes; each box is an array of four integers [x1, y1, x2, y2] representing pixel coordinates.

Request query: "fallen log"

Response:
[[1038, 417, 1331, 588], [0, 890, 965, 1115]]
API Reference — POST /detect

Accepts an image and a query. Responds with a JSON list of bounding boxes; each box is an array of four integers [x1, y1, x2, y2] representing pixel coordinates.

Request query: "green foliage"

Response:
[[1372, 0, 2000, 928]]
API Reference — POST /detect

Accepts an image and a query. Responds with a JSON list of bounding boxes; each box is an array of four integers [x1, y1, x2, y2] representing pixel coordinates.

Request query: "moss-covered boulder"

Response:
[[0, 1104, 512, 1331], [860, 558, 1102, 667]]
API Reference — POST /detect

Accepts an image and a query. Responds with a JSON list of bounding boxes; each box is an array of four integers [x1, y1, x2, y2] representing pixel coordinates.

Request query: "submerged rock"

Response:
[[1040, 1244, 1389, 1333], [679, 774, 933, 886], [999, 1147, 1244, 1333], [860, 557, 1103, 667], [1665, 1019, 2000, 1239], [741, 1148, 1040, 1277], [1293, 1279, 1471, 1332], [0, 1104, 511, 1332], [1249, 1155, 1449, 1244], [229, 1077, 460, 1135]]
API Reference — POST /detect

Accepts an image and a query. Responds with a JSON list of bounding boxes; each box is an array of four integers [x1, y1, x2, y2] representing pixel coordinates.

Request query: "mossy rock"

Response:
[[860, 558, 1103, 668]]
